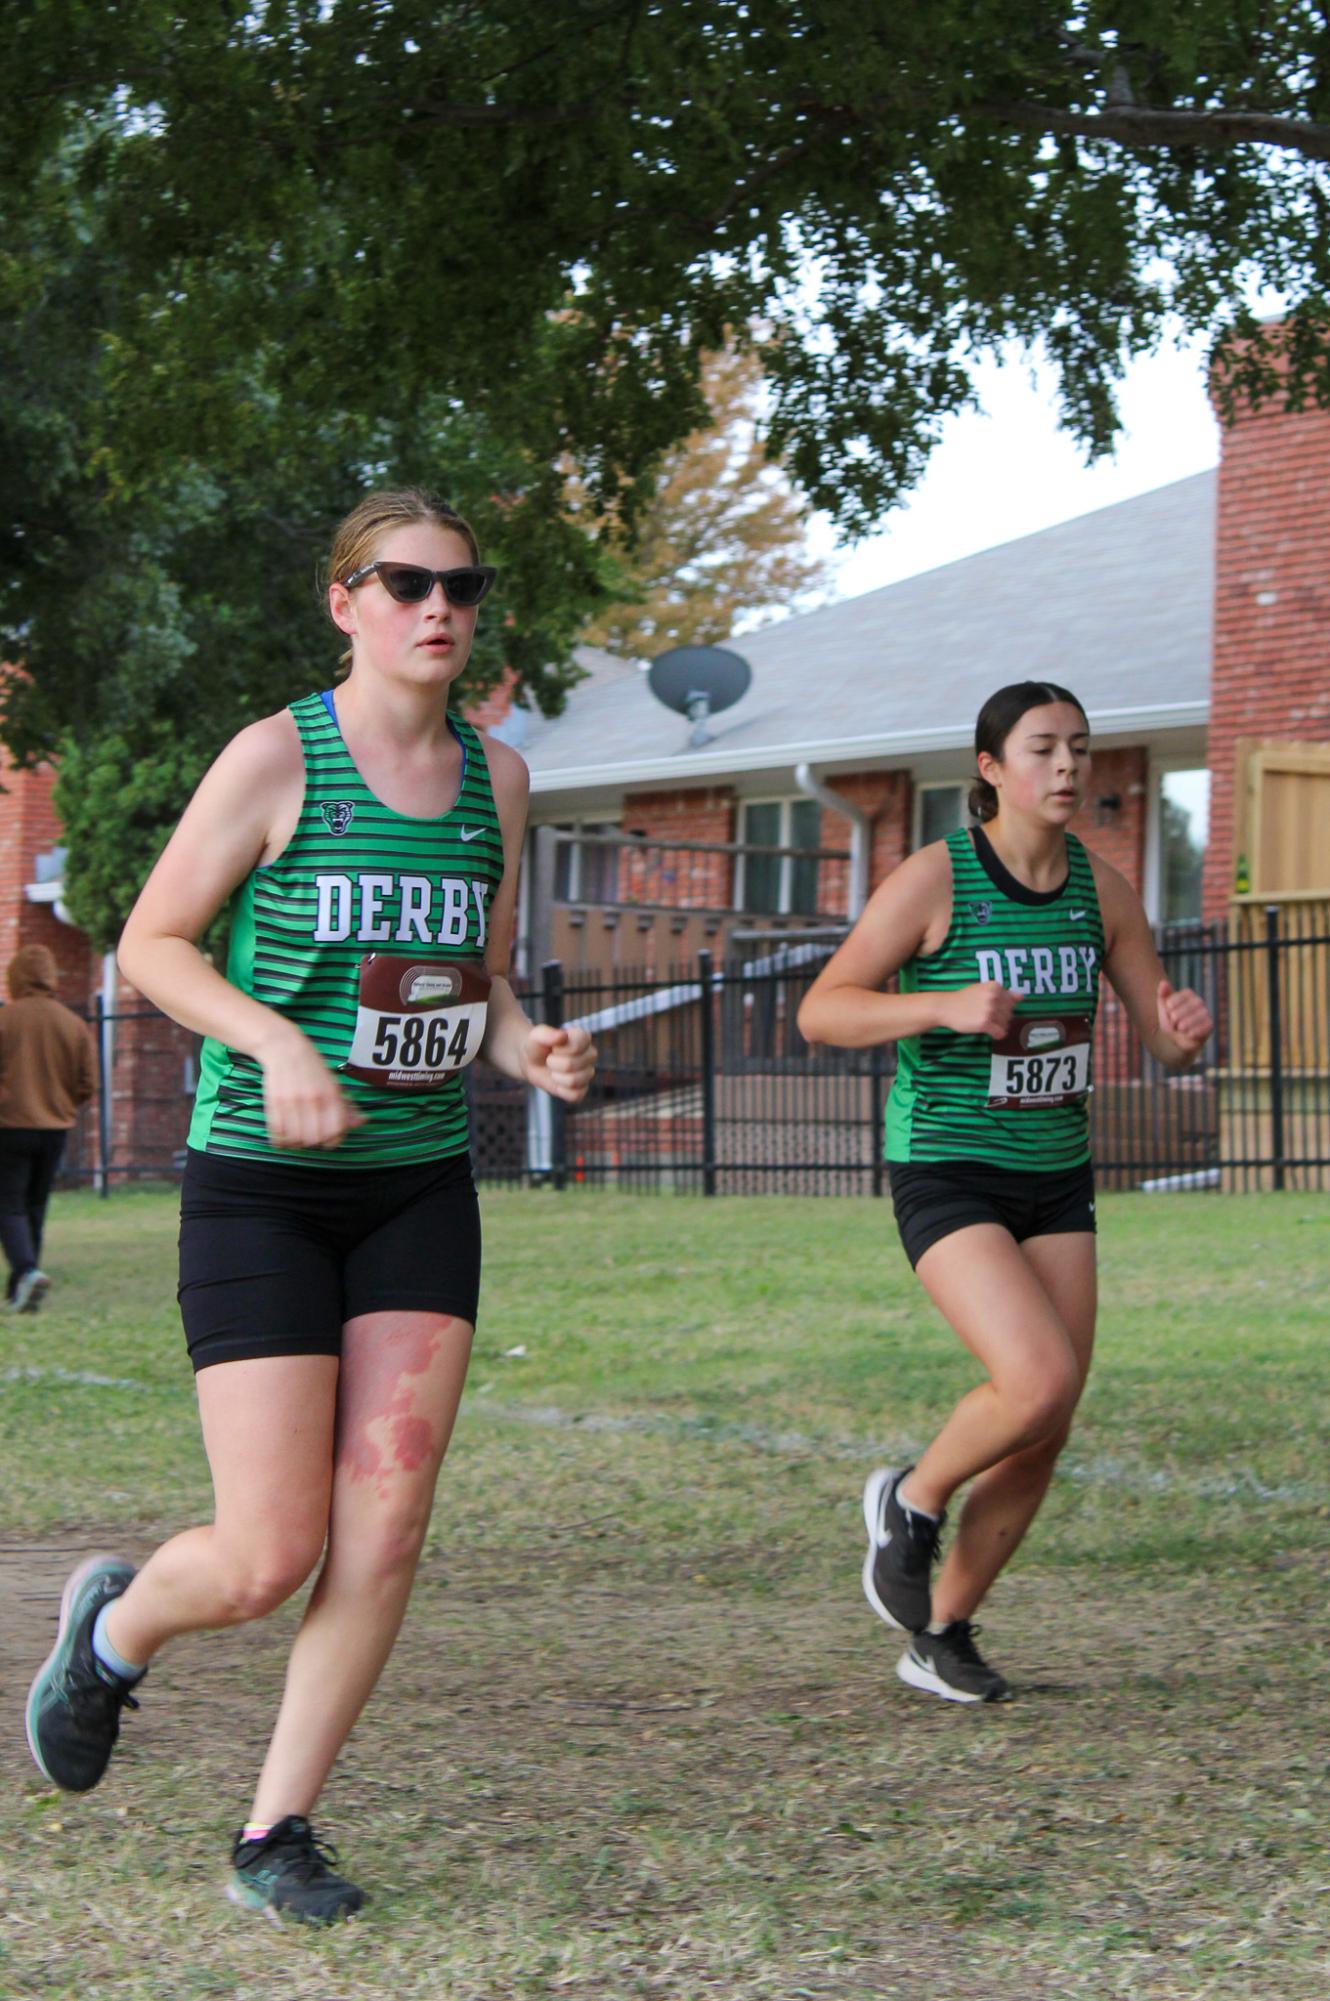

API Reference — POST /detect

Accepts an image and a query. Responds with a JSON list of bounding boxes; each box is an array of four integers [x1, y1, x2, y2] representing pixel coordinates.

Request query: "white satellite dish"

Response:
[[647, 645, 752, 748]]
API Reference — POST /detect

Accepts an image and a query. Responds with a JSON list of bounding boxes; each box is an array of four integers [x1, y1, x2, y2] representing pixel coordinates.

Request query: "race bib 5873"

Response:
[[986, 1015, 1092, 1110]]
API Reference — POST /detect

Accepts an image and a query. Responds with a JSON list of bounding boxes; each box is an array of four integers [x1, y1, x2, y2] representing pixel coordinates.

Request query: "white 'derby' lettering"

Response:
[[313, 872, 492, 946], [975, 944, 1098, 997]]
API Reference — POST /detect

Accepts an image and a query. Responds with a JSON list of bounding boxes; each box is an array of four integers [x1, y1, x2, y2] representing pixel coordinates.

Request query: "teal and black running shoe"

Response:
[[26, 1554, 140, 1790], [228, 1817, 367, 1925]]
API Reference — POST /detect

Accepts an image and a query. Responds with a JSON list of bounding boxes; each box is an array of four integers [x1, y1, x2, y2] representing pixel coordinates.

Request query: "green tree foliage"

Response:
[[4, 3, 1328, 937], [8, 2, 1327, 527]]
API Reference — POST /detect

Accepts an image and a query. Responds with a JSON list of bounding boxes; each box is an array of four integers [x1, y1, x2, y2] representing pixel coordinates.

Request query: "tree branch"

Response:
[[402, 87, 1330, 162], [682, 89, 1330, 240], [404, 94, 601, 129], [976, 97, 1330, 162]]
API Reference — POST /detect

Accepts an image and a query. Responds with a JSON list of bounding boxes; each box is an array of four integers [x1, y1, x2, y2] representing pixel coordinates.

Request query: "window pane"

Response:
[[580, 823, 617, 902], [1159, 770, 1209, 923], [553, 824, 574, 900], [742, 802, 781, 913], [789, 798, 822, 914], [920, 785, 964, 846]]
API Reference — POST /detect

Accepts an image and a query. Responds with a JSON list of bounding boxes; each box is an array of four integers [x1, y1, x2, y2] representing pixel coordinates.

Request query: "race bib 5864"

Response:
[[342, 955, 491, 1092]]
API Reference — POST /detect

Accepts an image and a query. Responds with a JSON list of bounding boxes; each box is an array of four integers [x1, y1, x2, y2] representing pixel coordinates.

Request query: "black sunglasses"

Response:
[[342, 560, 497, 608]]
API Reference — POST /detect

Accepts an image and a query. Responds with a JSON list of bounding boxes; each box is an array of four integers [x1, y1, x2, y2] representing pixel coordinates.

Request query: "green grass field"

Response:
[[2, 1187, 1328, 2000]]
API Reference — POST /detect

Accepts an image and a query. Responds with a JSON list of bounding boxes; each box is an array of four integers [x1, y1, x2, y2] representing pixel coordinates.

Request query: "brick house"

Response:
[[498, 374, 1328, 964], [507, 470, 1212, 967]]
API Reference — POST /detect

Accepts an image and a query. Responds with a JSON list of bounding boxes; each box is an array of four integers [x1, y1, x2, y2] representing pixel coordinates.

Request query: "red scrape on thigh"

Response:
[[389, 1413, 434, 1471], [338, 1422, 385, 1483], [336, 1317, 455, 1482]]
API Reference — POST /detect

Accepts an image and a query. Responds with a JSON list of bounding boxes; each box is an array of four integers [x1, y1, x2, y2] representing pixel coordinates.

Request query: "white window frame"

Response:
[[554, 817, 618, 903], [737, 796, 822, 915], [913, 779, 971, 851], [1144, 755, 1211, 926]]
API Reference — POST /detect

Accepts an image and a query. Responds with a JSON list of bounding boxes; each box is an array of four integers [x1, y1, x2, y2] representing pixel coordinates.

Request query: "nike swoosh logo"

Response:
[[459, 827, 484, 842], [1069, 909, 1087, 921]]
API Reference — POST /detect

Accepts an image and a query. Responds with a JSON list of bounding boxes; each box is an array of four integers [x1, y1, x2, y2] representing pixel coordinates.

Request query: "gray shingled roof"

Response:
[[512, 470, 1215, 794]]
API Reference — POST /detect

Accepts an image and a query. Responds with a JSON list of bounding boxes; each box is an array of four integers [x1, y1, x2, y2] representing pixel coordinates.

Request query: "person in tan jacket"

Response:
[[0, 944, 97, 1311]]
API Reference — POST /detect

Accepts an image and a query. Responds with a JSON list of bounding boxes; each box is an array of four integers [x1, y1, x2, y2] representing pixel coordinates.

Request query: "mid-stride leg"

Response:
[[225, 1309, 473, 1925], [929, 1231, 1096, 1626], [884, 1225, 1095, 1700], [247, 1308, 474, 1826], [103, 1354, 341, 1664], [27, 1354, 339, 1795]]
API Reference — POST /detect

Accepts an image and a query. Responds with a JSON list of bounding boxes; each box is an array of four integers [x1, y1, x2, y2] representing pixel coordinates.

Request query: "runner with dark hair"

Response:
[[798, 682, 1212, 1702]]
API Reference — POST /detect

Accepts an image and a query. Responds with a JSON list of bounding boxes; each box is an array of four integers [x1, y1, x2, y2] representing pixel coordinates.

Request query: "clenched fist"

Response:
[[942, 981, 1017, 1041], [523, 1023, 598, 1104], [1156, 979, 1212, 1064]]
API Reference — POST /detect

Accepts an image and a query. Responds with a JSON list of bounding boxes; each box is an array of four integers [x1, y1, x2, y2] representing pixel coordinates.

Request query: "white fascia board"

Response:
[[24, 880, 75, 927], [526, 701, 1209, 798]]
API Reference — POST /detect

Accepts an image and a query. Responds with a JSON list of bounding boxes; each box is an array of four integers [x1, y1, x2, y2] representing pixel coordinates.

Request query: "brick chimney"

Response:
[[1204, 348, 1330, 917]]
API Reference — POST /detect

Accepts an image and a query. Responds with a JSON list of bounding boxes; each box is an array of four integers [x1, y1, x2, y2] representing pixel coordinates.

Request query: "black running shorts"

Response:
[[178, 1146, 482, 1371], [887, 1158, 1096, 1270]]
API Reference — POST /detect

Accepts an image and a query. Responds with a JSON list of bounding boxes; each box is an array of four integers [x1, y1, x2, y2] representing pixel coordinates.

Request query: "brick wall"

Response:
[[592, 752, 1146, 915], [805, 769, 913, 909], [1070, 745, 1148, 896], [1203, 366, 1330, 917], [617, 787, 737, 907], [0, 751, 93, 1006]]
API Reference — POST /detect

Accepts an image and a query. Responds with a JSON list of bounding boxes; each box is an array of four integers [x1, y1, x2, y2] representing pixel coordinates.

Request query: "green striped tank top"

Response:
[[189, 691, 505, 1169], [885, 826, 1105, 1171]]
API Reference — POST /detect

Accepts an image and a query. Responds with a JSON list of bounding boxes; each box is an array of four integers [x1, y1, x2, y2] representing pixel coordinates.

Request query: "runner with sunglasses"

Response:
[[25, 488, 596, 1919], [798, 682, 1212, 1704]]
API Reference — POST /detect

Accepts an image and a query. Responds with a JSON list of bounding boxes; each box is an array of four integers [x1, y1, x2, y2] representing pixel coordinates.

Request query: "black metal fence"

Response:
[[473, 908, 1330, 1195], [59, 1002, 201, 1190], [64, 908, 1330, 1194]]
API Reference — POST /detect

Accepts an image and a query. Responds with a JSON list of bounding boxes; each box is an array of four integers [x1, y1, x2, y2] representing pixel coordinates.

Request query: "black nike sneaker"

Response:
[[25, 1554, 141, 1790], [228, 1818, 367, 1925], [862, 1466, 943, 1633], [897, 1621, 1011, 1704]]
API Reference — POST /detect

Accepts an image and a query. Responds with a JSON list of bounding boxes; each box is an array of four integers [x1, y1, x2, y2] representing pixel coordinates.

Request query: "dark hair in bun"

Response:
[[968, 682, 1088, 823]]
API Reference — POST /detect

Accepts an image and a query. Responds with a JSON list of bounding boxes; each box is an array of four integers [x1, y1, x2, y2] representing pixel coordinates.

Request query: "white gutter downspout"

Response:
[[795, 764, 870, 920]]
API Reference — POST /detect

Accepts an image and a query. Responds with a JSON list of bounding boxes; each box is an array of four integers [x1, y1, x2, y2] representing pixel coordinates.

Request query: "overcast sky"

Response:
[[807, 331, 1220, 602]]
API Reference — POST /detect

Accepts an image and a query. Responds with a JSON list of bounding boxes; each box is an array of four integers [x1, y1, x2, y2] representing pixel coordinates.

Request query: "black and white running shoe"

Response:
[[897, 1621, 1011, 1704], [861, 1466, 943, 1633], [228, 1817, 367, 1925]]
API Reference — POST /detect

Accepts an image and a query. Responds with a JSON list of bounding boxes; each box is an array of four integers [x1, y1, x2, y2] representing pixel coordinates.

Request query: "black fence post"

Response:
[[1265, 904, 1285, 1191], [869, 1037, 886, 1198], [95, 994, 110, 1198], [542, 959, 568, 1190], [698, 949, 716, 1195]]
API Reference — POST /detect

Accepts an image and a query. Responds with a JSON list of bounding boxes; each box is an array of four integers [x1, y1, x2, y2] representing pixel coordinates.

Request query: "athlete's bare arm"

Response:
[[118, 712, 365, 1149], [797, 841, 1016, 1048], [1090, 854, 1213, 1069], [475, 735, 596, 1102]]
